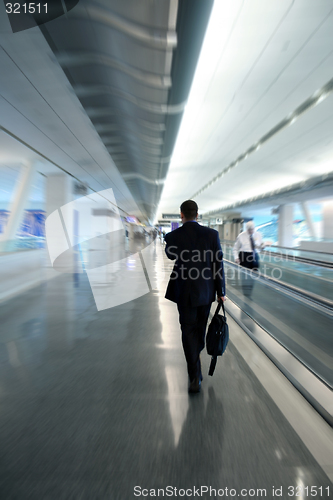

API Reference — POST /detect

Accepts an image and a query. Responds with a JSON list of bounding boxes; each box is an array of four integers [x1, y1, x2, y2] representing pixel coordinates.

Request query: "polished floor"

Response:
[[0, 241, 332, 499]]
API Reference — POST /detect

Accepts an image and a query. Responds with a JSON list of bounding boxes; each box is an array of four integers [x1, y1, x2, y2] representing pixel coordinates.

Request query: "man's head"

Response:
[[180, 200, 198, 222], [246, 221, 255, 235]]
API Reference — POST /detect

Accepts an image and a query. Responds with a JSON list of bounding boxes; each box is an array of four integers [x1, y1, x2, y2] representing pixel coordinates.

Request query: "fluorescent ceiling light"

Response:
[[202, 175, 306, 215], [172, 1, 242, 162], [157, 0, 243, 213], [316, 92, 329, 104], [312, 162, 333, 175]]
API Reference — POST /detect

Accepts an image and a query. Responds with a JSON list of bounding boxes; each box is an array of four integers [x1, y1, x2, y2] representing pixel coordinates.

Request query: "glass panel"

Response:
[[0, 166, 45, 253], [0, 164, 21, 240], [15, 173, 46, 250]]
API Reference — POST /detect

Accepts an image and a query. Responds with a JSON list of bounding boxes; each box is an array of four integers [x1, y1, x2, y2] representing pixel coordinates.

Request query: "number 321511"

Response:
[[5, 3, 48, 14], [288, 486, 330, 496]]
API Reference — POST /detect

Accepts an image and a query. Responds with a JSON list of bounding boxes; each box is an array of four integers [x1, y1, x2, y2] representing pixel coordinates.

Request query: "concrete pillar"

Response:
[[278, 205, 294, 247], [0, 161, 36, 249], [323, 200, 333, 239], [231, 221, 241, 240], [300, 202, 316, 238], [221, 216, 241, 242], [223, 222, 232, 241]]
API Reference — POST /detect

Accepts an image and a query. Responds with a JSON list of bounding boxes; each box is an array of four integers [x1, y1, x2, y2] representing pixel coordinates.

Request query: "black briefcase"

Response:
[[206, 302, 229, 376]]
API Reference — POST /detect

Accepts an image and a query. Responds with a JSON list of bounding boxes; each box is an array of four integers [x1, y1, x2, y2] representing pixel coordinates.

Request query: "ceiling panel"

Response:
[[0, 10, 142, 216], [36, 0, 179, 219]]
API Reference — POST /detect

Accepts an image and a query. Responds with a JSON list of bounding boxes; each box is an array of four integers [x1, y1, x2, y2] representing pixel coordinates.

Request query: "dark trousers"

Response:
[[177, 302, 211, 381], [239, 251, 259, 270], [239, 252, 259, 297]]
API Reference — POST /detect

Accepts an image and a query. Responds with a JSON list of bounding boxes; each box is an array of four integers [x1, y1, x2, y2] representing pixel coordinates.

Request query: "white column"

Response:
[[46, 174, 73, 216], [323, 200, 333, 239], [300, 202, 316, 238], [45, 174, 75, 345], [0, 161, 36, 248], [45, 174, 73, 267], [278, 205, 294, 247], [46, 174, 73, 242]]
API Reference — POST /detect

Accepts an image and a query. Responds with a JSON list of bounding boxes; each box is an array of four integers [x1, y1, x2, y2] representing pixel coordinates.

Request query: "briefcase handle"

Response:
[[215, 301, 226, 317]]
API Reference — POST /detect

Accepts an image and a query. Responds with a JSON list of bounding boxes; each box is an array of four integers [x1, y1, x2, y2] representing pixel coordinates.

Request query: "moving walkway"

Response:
[[220, 242, 332, 425]]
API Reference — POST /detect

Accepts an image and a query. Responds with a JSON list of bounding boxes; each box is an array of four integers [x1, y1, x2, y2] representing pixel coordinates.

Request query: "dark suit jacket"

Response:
[[164, 222, 225, 307]]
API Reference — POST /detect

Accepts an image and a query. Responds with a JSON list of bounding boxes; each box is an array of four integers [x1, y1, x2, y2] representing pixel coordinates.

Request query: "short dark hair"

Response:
[[180, 200, 198, 220]]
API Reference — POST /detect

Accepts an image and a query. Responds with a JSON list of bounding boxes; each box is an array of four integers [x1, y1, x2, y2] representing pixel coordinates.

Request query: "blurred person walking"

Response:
[[164, 200, 226, 393], [233, 221, 264, 298], [233, 221, 264, 270]]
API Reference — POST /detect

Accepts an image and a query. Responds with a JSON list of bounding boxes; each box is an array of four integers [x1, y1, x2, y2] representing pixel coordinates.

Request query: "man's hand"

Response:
[[235, 258, 240, 264], [217, 296, 226, 303]]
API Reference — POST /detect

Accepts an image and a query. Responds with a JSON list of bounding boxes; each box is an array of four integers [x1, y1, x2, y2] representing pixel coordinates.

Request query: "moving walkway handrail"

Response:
[[221, 240, 332, 256], [224, 258, 333, 313], [266, 243, 333, 256], [261, 248, 333, 269], [221, 240, 333, 269], [221, 239, 333, 256]]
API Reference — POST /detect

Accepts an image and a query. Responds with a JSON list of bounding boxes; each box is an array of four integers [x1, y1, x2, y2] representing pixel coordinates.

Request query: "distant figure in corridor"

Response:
[[233, 221, 264, 270], [233, 221, 264, 298], [164, 200, 226, 394]]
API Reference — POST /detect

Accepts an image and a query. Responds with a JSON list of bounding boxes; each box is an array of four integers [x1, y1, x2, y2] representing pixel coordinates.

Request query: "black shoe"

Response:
[[189, 378, 201, 394]]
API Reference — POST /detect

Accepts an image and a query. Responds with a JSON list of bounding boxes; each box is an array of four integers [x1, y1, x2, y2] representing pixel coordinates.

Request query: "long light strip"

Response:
[[154, 0, 242, 223], [204, 170, 333, 216]]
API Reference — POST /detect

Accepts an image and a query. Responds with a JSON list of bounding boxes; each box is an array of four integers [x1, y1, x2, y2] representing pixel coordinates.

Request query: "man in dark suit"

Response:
[[164, 200, 226, 393]]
